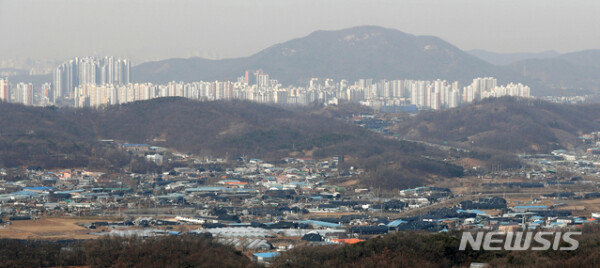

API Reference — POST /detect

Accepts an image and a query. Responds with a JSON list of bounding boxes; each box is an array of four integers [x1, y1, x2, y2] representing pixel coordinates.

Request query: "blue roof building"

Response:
[[253, 252, 280, 262], [23, 186, 54, 191], [387, 219, 408, 227]]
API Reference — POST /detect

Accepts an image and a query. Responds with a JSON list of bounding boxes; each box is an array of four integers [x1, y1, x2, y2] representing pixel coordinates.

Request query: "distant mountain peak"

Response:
[[133, 25, 499, 85]]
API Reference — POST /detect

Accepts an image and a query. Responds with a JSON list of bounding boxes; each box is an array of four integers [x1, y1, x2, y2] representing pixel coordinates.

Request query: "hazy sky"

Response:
[[1, 0, 599, 63]]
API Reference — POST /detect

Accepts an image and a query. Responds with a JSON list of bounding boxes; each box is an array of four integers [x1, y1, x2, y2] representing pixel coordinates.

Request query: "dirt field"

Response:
[[0, 218, 102, 240]]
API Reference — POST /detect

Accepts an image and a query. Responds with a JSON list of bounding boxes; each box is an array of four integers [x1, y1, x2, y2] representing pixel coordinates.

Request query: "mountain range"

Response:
[[8, 26, 600, 96], [132, 26, 508, 86], [131, 26, 599, 96], [507, 50, 600, 95], [466, 49, 560, 65]]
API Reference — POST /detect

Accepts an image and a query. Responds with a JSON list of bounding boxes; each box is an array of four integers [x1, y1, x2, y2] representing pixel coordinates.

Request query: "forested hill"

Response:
[[394, 97, 600, 153], [0, 98, 462, 189]]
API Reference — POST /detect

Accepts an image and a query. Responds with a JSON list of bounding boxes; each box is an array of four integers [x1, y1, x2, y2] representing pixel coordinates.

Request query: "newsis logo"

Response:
[[459, 231, 582, 251]]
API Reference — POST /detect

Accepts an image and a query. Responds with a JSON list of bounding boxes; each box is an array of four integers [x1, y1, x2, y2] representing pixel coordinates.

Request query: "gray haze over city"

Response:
[[1, 0, 599, 63]]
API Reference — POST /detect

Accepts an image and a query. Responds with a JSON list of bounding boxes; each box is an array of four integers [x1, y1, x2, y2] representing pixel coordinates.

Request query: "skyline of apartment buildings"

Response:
[[71, 72, 530, 110], [1, 57, 531, 111], [53, 56, 131, 101]]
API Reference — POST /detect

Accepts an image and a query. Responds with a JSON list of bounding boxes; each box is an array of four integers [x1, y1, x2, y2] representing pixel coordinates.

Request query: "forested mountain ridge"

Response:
[[0, 98, 463, 188], [394, 97, 600, 153]]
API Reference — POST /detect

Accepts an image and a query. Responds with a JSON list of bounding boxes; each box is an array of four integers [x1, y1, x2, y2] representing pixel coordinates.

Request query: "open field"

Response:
[[0, 217, 207, 240], [0, 217, 102, 240]]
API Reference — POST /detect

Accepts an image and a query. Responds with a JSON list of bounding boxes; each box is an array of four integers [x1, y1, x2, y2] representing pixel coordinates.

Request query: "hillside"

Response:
[[4, 227, 600, 267], [0, 98, 463, 188], [132, 26, 514, 86], [273, 226, 600, 267], [0, 236, 255, 267], [506, 49, 600, 95], [510, 58, 600, 95], [394, 97, 600, 154], [558, 49, 600, 69], [467, 49, 559, 65]]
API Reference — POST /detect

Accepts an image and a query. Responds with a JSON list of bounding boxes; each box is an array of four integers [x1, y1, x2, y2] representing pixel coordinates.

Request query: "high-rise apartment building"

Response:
[[15, 82, 33, 105], [0, 78, 9, 102], [53, 57, 131, 103]]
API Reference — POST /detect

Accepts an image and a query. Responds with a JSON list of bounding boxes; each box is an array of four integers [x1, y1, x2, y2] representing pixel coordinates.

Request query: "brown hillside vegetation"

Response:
[[0, 235, 257, 267], [0, 98, 462, 189], [272, 225, 600, 267], [394, 97, 600, 154], [3, 227, 600, 267]]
